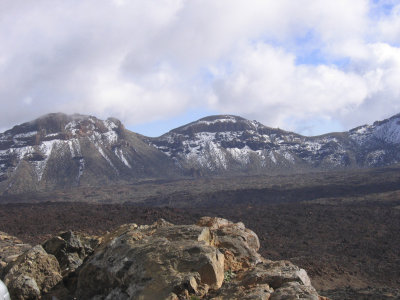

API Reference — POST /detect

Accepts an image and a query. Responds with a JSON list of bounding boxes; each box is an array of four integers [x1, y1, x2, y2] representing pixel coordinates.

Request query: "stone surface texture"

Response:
[[0, 218, 326, 300], [2, 245, 62, 300]]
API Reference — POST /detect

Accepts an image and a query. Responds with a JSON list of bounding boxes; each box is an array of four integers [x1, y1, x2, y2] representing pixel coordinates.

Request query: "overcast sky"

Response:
[[1, 0, 400, 136]]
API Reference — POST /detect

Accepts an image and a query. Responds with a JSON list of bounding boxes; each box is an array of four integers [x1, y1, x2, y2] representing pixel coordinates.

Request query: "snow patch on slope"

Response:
[[68, 139, 82, 157], [227, 147, 251, 165], [98, 146, 118, 173], [77, 158, 85, 182], [14, 131, 37, 139], [350, 116, 400, 145], [373, 119, 400, 144], [114, 148, 131, 168]]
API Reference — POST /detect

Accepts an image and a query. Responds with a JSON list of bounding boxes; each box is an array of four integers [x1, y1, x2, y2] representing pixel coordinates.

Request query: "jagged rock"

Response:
[[0, 231, 31, 274], [42, 230, 99, 276], [208, 259, 317, 300], [240, 260, 312, 289], [209, 281, 273, 299], [75, 219, 224, 299], [3, 245, 62, 300], [1, 218, 325, 300], [197, 217, 262, 271], [270, 282, 320, 300]]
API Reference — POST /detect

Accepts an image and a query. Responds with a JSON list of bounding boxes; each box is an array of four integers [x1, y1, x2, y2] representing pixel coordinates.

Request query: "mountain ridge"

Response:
[[1, 112, 399, 194]]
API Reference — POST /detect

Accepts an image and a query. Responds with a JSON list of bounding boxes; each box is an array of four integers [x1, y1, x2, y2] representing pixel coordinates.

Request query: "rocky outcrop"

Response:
[[42, 230, 99, 276], [2, 245, 62, 300], [75, 220, 225, 299], [0, 218, 327, 299], [0, 231, 31, 274]]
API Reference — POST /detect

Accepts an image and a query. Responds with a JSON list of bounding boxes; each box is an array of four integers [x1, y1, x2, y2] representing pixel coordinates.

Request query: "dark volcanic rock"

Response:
[[42, 231, 99, 276]]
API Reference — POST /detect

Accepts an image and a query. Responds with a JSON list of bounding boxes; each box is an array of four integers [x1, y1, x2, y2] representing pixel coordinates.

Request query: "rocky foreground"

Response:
[[0, 217, 326, 300]]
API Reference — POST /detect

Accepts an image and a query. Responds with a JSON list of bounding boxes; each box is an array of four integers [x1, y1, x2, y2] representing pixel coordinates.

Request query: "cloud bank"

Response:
[[0, 0, 400, 135]]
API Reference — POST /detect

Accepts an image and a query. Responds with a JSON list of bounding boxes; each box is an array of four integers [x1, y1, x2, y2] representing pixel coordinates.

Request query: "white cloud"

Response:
[[376, 4, 400, 44], [210, 43, 369, 132], [0, 0, 399, 136]]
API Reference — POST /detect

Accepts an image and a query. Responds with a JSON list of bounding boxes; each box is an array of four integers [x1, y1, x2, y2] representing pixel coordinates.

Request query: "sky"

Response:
[[0, 0, 400, 137]]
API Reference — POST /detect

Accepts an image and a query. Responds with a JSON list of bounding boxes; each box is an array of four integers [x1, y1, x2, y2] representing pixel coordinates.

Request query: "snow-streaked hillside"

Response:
[[0, 113, 179, 193], [0, 112, 399, 193], [149, 114, 400, 174]]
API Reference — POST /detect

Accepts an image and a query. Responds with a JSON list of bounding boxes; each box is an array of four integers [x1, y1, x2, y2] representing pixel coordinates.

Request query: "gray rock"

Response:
[[42, 230, 99, 275], [240, 260, 313, 289], [270, 281, 320, 300]]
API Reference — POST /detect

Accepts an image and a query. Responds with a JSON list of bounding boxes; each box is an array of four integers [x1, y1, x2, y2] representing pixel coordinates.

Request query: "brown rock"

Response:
[[1, 218, 324, 300], [209, 282, 273, 300], [198, 217, 262, 271], [270, 281, 320, 300], [75, 220, 224, 299], [0, 231, 31, 275], [3, 245, 62, 300], [240, 260, 312, 289]]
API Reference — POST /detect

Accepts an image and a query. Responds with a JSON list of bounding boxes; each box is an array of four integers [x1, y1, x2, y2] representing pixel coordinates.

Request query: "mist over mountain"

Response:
[[0, 112, 399, 194]]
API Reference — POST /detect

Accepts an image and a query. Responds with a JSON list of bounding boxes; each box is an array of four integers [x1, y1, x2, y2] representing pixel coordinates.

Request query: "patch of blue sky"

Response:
[[286, 117, 344, 137], [370, 0, 397, 18], [127, 107, 218, 137], [197, 66, 218, 84], [255, 30, 351, 69], [293, 30, 353, 69]]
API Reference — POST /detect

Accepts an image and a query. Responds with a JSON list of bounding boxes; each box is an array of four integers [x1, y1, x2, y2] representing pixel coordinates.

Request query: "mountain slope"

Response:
[[149, 114, 400, 175], [0, 113, 180, 193], [1, 112, 399, 194]]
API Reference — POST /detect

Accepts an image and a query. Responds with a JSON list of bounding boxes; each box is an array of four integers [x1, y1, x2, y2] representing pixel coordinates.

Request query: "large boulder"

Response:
[[75, 219, 224, 299], [270, 282, 320, 300], [208, 260, 320, 300], [197, 217, 262, 271], [240, 260, 312, 289], [1, 218, 325, 300], [2, 245, 62, 300]]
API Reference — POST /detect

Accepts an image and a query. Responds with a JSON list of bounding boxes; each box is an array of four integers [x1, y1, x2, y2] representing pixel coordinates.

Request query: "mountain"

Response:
[[0, 113, 180, 193], [1, 112, 399, 194], [149, 114, 400, 174]]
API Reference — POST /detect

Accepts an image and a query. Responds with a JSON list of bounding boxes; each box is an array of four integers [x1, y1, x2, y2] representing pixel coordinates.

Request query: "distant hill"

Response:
[[0, 113, 180, 193], [1, 112, 399, 193], [149, 113, 400, 174]]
